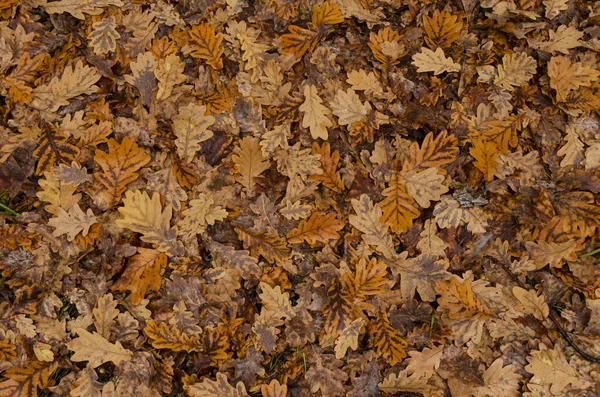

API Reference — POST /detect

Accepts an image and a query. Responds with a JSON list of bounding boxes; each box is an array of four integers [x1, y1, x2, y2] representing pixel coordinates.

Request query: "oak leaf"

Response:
[[393, 253, 451, 302], [334, 318, 364, 359], [369, 27, 403, 65], [300, 85, 333, 140], [188, 24, 224, 69], [179, 193, 227, 238], [67, 329, 133, 368], [544, 0, 568, 19], [470, 139, 499, 182], [232, 136, 270, 191], [144, 319, 201, 352], [185, 373, 248, 397], [92, 293, 119, 340], [259, 282, 294, 320], [417, 219, 447, 257], [88, 16, 120, 55], [404, 345, 443, 378], [94, 137, 151, 208], [512, 286, 549, 321], [312, 1, 344, 26], [154, 54, 186, 101], [423, 9, 463, 48], [406, 130, 459, 171], [525, 346, 592, 394], [330, 88, 368, 126], [412, 47, 460, 75], [531, 25, 582, 55], [286, 211, 344, 245], [123, 52, 157, 106], [548, 56, 599, 102], [379, 371, 432, 395], [474, 358, 521, 397], [279, 25, 320, 58], [111, 248, 167, 305], [372, 310, 407, 365], [378, 173, 420, 234], [31, 60, 101, 111], [0, 361, 58, 397], [494, 52, 537, 91], [43, 0, 123, 19], [235, 227, 290, 265], [48, 204, 97, 241], [402, 167, 448, 208], [260, 379, 287, 397], [173, 103, 215, 162], [525, 239, 578, 269], [344, 258, 390, 299], [310, 142, 344, 192], [349, 194, 396, 259], [33, 123, 80, 175], [116, 190, 183, 255]]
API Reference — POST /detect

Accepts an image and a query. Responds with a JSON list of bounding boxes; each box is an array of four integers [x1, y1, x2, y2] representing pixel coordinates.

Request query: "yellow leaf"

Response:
[[279, 25, 320, 58], [188, 24, 224, 69], [67, 329, 133, 368], [111, 248, 167, 305], [261, 379, 287, 397], [173, 103, 215, 162], [310, 141, 344, 192], [406, 130, 459, 171], [88, 16, 120, 55], [287, 211, 344, 245], [373, 310, 407, 366], [412, 47, 460, 75], [299, 85, 333, 140], [548, 56, 600, 102], [344, 257, 390, 298]]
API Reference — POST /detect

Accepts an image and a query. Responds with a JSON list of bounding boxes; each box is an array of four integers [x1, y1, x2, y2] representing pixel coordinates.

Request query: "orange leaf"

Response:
[[286, 212, 344, 245], [111, 248, 167, 305]]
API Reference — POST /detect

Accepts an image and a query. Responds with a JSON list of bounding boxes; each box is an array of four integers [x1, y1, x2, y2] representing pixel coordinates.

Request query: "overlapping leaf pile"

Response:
[[1, 0, 600, 395]]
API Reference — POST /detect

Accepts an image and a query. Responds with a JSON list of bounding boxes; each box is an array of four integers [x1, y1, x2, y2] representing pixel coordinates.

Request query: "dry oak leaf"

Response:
[[312, 0, 344, 26], [406, 130, 459, 171], [310, 142, 344, 192], [369, 26, 404, 65], [525, 239, 578, 269], [67, 329, 133, 368], [476, 115, 520, 154], [494, 52, 537, 91], [154, 54, 186, 101], [423, 9, 463, 48], [43, 0, 123, 19], [144, 319, 201, 352], [512, 286, 549, 320], [37, 171, 81, 215], [279, 25, 320, 58], [305, 354, 348, 397], [232, 136, 270, 192], [286, 211, 344, 245], [116, 190, 183, 256], [259, 281, 295, 320], [548, 56, 600, 102], [349, 194, 396, 259], [92, 293, 119, 341], [379, 371, 432, 395], [379, 173, 420, 234], [404, 345, 443, 378], [179, 193, 228, 238], [235, 227, 290, 265], [470, 138, 499, 182], [31, 60, 101, 111], [544, 0, 569, 19], [393, 253, 451, 302], [88, 16, 120, 55], [185, 372, 248, 397], [412, 47, 460, 75], [436, 277, 491, 321], [531, 25, 583, 55], [94, 137, 151, 208], [173, 103, 215, 162], [402, 167, 448, 208], [208, 239, 261, 279], [33, 125, 80, 175], [111, 248, 167, 305], [334, 318, 364, 359], [188, 24, 224, 70], [300, 85, 333, 140], [474, 358, 521, 397], [0, 361, 58, 397], [344, 257, 390, 299], [123, 51, 157, 106], [48, 204, 97, 241], [525, 346, 592, 394], [373, 310, 408, 366], [260, 379, 287, 397], [330, 88, 368, 126], [417, 219, 447, 257]]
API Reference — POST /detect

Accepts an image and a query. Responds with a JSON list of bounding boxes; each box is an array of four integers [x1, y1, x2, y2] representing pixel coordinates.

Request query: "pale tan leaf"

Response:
[[67, 329, 133, 368], [154, 54, 186, 101], [404, 345, 443, 378], [417, 219, 447, 257], [349, 194, 396, 259], [44, 0, 123, 19], [186, 372, 249, 397], [48, 204, 96, 241], [259, 282, 294, 320], [233, 136, 270, 191], [525, 346, 592, 394], [475, 358, 521, 397], [543, 0, 569, 19], [334, 318, 364, 359], [330, 88, 367, 126], [493, 52, 537, 91], [92, 293, 120, 340], [411, 47, 460, 75], [123, 52, 157, 106], [261, 379, 287, 397], [402, 167, 448, 208], [178, 193, 228, 238], [88, 16, 120, 55], [525, 239, 578, 269], [173, 103, 215, 162], [512, 286, 549, 320], [531, 25, 583, 55]]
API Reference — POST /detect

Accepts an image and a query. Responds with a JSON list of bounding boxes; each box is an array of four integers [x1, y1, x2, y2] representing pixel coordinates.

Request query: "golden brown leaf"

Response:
[[286, 211, 344, 245], [372, 310, 407, 366], [188, 24, 225, 69], [423, 9, 463, 48], [144, 320, 201, 352], [111, 248, 167, 305]]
